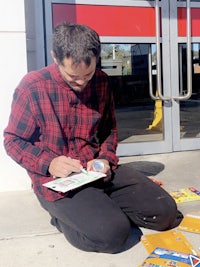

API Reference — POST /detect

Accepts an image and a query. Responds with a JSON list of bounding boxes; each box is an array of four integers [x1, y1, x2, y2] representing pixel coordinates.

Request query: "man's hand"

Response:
[[87, 159, 112, 182], [49, 156, 82, 178]]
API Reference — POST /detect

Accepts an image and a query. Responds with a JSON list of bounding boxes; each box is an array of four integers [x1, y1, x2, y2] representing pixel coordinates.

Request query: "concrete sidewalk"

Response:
[[1, 151, 200, 267]]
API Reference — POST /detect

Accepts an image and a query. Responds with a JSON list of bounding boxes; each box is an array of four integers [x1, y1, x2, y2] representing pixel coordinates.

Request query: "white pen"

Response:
[[81, 168, 88, 174]]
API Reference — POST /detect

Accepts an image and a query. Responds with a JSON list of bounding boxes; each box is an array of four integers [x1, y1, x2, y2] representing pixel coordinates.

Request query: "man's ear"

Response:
[[51, 50, 58, 64]]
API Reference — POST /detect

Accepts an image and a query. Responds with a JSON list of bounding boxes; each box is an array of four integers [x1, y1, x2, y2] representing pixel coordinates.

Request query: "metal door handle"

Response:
[[173, 0, 192, 100], [148, 45, 160, 100], [155, 0, 170, 101]]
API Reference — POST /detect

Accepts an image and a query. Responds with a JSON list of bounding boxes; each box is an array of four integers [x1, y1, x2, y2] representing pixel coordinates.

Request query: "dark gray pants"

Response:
[[37, 164, 183, 253]]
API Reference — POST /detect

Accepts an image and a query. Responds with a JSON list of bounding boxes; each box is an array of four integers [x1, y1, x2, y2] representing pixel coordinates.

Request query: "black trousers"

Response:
[[37, 164, 183, 253]]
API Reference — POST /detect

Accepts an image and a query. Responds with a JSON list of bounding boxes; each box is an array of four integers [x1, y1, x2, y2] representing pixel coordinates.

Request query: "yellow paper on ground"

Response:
[[141, 230, 198, 255], [178, 212, 200, 234], [139, 247, 200, 267], [169, 187, 200, 203]]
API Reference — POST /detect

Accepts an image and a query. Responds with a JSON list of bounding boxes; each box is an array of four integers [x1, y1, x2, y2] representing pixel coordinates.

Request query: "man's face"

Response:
[[57, 56, 96, 92]]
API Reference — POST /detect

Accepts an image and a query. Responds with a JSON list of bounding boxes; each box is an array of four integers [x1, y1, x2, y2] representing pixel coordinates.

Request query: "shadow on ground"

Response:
[[120, 161, 165, 176]]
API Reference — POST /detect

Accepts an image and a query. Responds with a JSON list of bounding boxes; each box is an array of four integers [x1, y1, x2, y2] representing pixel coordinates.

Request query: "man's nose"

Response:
[[75, 78, 87, 85]]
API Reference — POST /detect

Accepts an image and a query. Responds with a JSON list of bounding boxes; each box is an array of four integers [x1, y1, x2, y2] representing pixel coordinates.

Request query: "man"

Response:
[[4, 22, 183, 253]]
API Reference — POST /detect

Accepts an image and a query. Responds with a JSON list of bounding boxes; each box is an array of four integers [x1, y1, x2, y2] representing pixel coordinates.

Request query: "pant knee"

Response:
[[132, 197, 183, 231], [61, 217, 131, 253], [95, 220, 131, 253]]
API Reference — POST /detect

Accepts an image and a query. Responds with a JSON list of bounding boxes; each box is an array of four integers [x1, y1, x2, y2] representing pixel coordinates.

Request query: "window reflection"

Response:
[[101, 44, 156, 106], [100, 43, 163, 143], [179, 43, 200, 138]]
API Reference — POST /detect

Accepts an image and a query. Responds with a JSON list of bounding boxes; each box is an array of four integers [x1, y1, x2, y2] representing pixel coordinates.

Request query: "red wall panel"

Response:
[[52, 4, 156, 37], [178, 8, 200, 37]]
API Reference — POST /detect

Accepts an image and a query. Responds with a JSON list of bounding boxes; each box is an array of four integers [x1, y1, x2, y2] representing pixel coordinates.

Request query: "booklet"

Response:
[[169, 187, 200, 203], [140, 247, 200, 267], [43, 171, 106, 193]]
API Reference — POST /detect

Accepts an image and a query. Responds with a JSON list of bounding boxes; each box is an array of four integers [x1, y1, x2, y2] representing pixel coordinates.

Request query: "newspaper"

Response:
[[43, 171, 106, 193]]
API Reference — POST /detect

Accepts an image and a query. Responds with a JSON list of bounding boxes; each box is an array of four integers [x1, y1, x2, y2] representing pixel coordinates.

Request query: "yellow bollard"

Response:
[[147, 92, 163, 131]]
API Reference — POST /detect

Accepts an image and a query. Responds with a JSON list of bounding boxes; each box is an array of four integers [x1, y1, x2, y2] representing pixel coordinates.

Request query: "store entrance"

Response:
[[44, 0, 200, 156], [100, 0, 200, 156]]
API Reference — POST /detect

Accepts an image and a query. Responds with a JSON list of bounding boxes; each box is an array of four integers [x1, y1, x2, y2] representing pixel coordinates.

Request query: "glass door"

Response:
[[101, 42, 166, 155], [103, 0, 200, 155], [97, 0, 173, 156], [44, 0, 200, 156], [170, 0, 200, 151]]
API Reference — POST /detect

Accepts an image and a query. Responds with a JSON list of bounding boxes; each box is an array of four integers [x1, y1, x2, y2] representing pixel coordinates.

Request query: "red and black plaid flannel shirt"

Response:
[[4, 63, 119, 201]]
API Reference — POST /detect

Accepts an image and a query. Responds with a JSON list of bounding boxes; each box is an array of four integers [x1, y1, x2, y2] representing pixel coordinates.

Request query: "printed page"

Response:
[[139, 247, 200, 267], [43, 171, 106, 193], [169, 187, 200, 203]]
